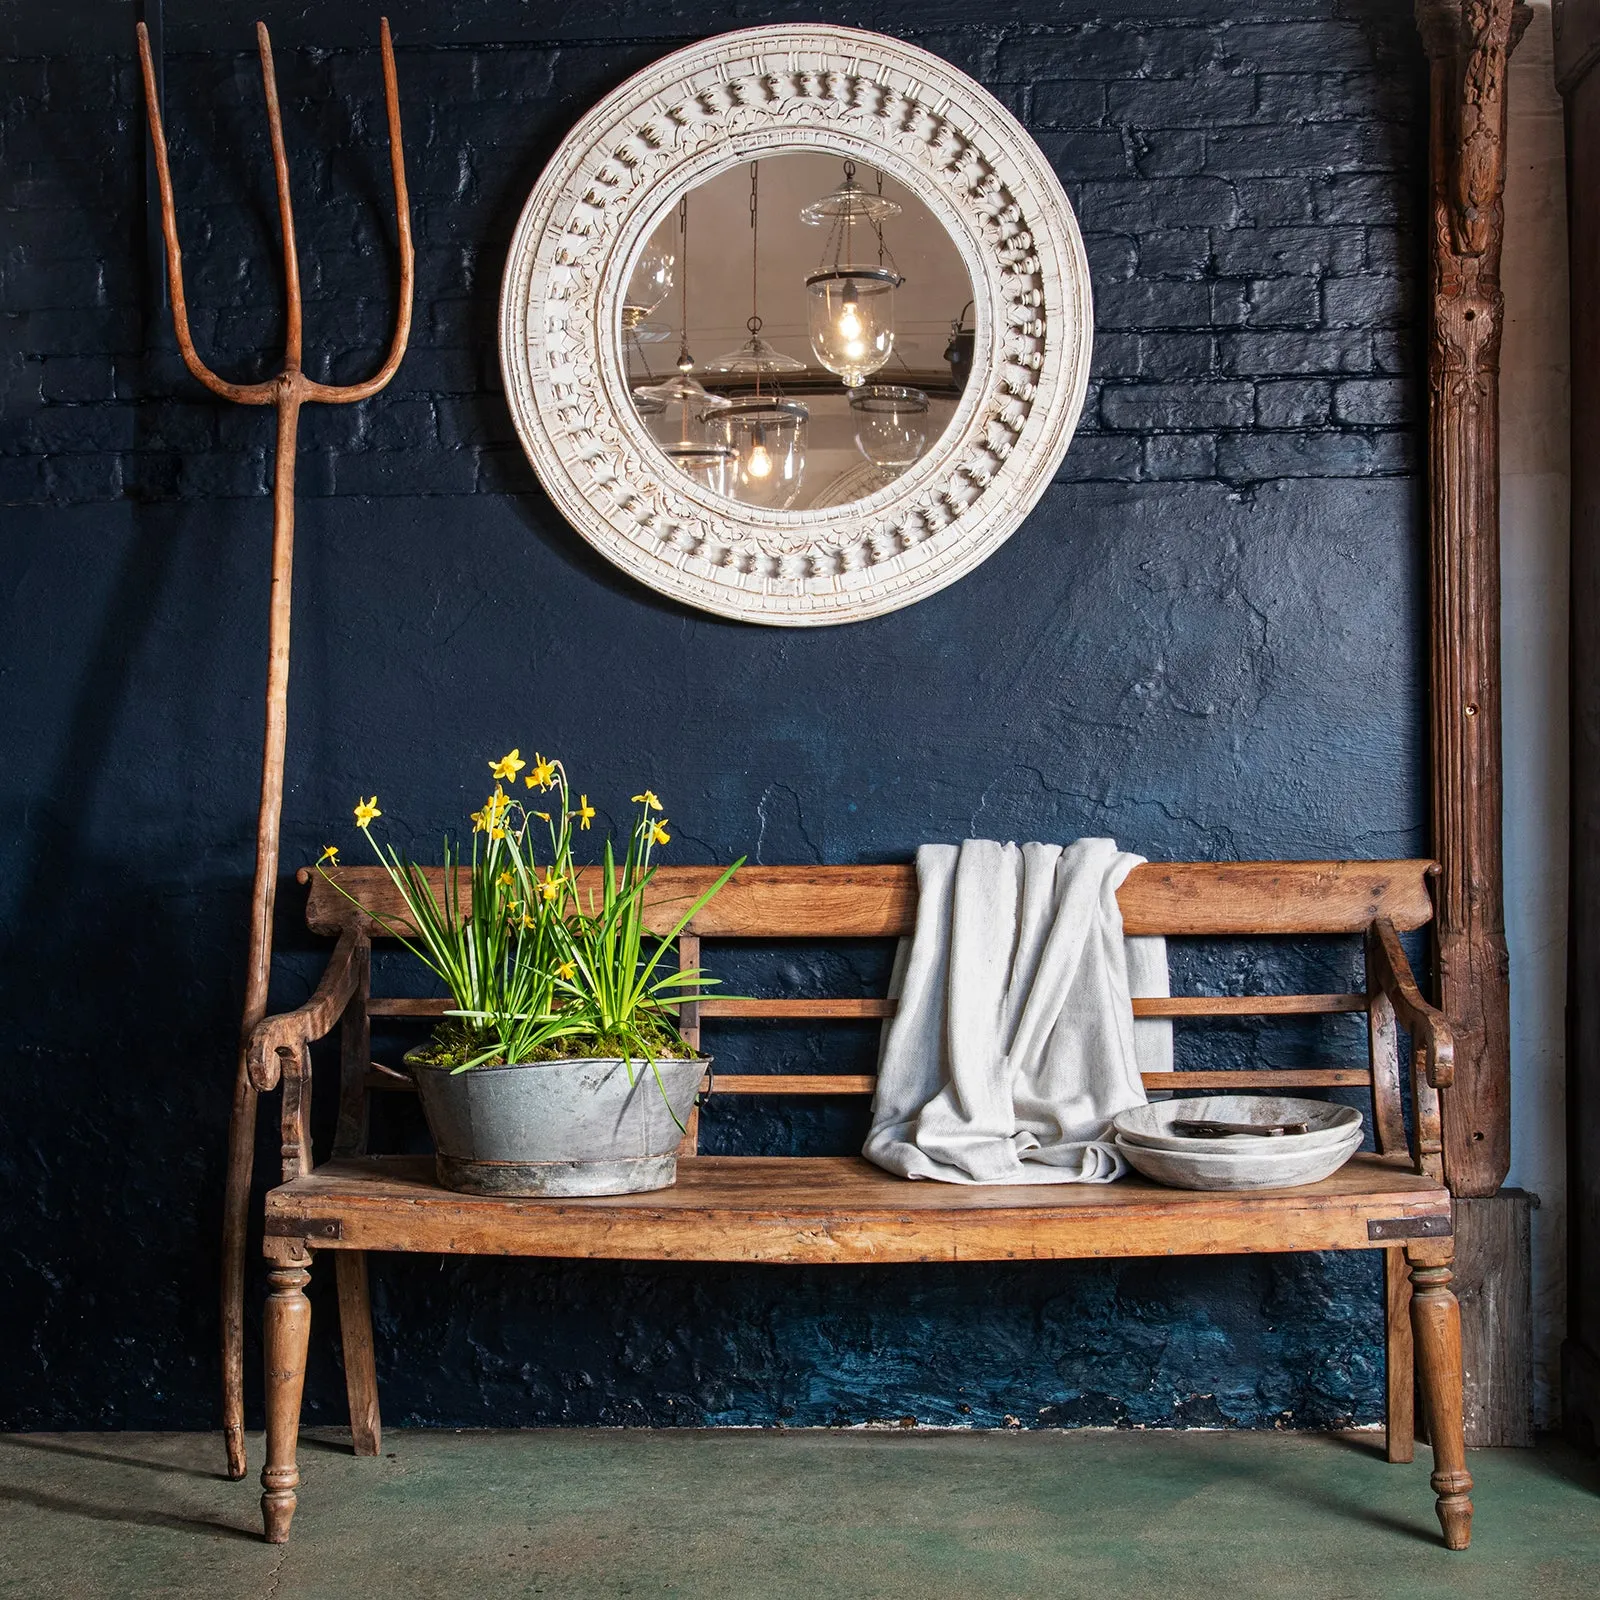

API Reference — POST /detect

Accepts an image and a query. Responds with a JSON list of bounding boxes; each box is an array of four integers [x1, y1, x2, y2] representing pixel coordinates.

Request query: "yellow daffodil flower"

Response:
[[650, 819, 671, 846], [354, 796, 381, 829], [632, 789, 662, 811], [573, 795, 596, 830], [521, 913, 536, 931], [497, 871, 514, 888], [528, 753, 558, 790], [318, 844, 339, 866], [538, 871, 562, 903], [533, 811, 550, 823], [556, 960, 576, 982], [489, 749, 526, 782], [473, 792, 509, 835]]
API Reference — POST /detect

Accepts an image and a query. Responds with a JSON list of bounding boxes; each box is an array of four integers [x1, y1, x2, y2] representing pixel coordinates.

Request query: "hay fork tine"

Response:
[[255, 22, 303, 374], [135, 17, 414, 1485]]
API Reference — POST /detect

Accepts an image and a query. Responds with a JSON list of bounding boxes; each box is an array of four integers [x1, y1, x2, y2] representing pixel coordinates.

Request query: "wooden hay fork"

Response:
[[135, 16, 414, 1481]]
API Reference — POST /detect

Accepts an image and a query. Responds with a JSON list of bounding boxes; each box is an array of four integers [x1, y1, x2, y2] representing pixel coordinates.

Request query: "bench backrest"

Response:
[[305, 859, 1439, 1166], [307, 860, 1436, 941]]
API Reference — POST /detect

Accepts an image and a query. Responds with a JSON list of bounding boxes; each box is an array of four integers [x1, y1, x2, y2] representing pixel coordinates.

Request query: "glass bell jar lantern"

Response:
[[635, 367, 736, 495], [703, 162, 809, 508], [706, 398, 809, 512], [622, 237, 674, 335], [850, 384, 929, 471], [802, 161, 902, 388], [699, 325, 808, 508], [662, 437, 737, 496]]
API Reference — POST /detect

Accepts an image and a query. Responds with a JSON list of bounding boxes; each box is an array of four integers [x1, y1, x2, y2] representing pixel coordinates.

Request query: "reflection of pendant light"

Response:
[[622, 237, 674, 330], [850, 384, 929, 469], [706, 397, 808, 510], [705, 164, 806, 381], [631, 196, 735, 493], [802, 161, 902, 388], [704, 162, 808, 508]]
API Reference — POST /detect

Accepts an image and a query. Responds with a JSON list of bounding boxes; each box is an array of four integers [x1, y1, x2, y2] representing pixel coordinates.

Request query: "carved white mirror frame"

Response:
[[499, 25, 1095, 626]]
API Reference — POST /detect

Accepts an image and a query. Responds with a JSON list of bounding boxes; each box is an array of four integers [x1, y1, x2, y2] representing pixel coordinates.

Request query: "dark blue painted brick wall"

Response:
[[3, 1, 1422, 508], [0, 0, 1429, 1432]]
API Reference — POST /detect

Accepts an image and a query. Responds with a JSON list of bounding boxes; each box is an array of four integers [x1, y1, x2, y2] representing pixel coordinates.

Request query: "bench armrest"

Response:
[[1366, 916, 1454, 1089], [247, 927, 367, 1092]]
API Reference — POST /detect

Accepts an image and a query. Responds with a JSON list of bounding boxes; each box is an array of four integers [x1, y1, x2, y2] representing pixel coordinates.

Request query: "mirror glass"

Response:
[[621, 153, 975, 513]]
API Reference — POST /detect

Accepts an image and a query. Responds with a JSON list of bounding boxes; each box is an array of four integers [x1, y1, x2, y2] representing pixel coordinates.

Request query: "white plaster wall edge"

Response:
[[1499, 0, 1572, 1426]]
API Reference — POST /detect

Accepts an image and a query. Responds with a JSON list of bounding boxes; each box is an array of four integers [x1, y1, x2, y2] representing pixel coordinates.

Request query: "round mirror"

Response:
[[621, 153, 975, 514], [501, 25, 1094, 626]]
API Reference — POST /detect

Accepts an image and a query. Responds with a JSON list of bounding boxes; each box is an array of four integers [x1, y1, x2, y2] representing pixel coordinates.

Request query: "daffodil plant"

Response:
[[316, 752, 741, 1088]]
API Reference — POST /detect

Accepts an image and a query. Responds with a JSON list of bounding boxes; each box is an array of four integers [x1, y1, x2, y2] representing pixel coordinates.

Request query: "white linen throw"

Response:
[[863, 839, 1171, 1185]]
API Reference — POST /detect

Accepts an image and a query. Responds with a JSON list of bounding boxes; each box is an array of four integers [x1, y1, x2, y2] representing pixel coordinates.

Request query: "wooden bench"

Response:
[[250, 858, 1470, 1548]]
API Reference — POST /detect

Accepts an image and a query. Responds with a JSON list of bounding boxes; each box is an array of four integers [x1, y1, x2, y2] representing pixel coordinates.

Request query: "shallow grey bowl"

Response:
[[1115, 1125, 1362, 1191], [1112, 1094, 1363, 1155]]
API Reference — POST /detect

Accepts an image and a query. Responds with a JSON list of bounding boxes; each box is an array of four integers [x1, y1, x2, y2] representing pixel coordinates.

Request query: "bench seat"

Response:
[[249, 859, 1474, 1553], [267, 1152, 1452, 1264]]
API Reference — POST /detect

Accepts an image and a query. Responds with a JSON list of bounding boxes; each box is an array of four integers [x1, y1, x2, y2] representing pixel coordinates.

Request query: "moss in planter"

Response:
[[407, 1016, 696, 1071]]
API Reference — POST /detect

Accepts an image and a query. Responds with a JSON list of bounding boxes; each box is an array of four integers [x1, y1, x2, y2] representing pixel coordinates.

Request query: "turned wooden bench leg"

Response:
[[1408, 1243, 1473, 1549], [1385, 1246, 1415, 1463], [261, 1260, 312, 1544], [335, 1252, 382, 1456]]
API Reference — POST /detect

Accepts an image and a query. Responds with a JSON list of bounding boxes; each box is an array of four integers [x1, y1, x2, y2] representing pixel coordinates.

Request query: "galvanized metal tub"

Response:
[[408, 1054, 707, 1197]]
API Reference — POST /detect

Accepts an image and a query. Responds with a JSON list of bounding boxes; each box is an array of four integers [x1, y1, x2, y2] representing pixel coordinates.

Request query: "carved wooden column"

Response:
[[1415, 0, 1531, 1197]]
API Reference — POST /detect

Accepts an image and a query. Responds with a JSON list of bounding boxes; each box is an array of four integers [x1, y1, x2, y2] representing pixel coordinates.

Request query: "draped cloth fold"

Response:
[[863, 839, 1170, 1185]]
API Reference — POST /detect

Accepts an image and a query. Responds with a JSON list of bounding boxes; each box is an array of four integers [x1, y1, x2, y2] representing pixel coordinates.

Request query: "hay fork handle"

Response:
[[135, 16, 413, 1484]]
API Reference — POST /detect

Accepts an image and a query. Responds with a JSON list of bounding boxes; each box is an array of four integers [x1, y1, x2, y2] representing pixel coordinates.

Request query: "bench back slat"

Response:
[[698, 995, 1371, 1019], [305, 858, 1437, 940], [701, 1068, 1378, 1096], [367, 992, 1368, 1022], [358, 1066, 1378, 1098]]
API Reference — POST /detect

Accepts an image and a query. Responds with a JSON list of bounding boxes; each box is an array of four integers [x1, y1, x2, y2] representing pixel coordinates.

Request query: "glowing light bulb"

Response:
[[808, 269, 896, 387], [747, 441, 772, 479]]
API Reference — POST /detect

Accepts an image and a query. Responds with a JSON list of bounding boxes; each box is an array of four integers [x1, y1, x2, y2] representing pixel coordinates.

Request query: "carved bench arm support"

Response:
[[1367, 917, 1455, 1088], [246, 927, 368, 1092]]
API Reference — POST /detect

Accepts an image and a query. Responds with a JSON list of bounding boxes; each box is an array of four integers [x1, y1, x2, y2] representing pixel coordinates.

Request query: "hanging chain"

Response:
[[843, 157, 855, 272], [747, 161, 762, 336], [875, 168, 885, 267], [749, 160, 764, 398], [630, 323, 656, 383], [676, 195, 692, 373], [826, 207, 844, 273]]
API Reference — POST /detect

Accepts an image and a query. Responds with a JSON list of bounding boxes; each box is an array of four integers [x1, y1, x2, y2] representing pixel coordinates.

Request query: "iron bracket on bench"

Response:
[[1367, 1215, 1452, 1241]]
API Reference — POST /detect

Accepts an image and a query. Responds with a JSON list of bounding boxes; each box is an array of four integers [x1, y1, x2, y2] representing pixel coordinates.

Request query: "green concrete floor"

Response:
[[0, 1429, 1596, 1599]]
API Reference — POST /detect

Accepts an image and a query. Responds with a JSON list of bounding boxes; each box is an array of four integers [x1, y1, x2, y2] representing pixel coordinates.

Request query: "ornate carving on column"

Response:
[[1414, 0, 1532, 1197]]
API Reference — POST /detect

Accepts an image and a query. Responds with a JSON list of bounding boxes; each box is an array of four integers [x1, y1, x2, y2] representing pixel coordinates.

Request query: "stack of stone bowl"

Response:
[[1111, 1094, 1365, 1191]]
